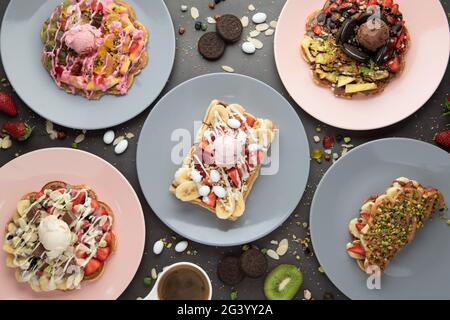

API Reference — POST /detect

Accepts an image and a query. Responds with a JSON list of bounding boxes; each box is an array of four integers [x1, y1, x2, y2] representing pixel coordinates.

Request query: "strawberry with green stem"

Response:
[[2, 121, 33, 141], [434, 95, 450, 149]]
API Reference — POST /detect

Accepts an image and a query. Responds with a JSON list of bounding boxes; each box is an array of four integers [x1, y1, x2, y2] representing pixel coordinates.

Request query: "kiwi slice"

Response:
[[264, 264, 303, 300]]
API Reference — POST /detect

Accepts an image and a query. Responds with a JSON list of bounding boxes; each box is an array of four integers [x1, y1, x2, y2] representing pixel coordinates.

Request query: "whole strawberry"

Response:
[[434, 129, 450, 149], [2, 121, 32, 141], [0, 92, 17, 116]]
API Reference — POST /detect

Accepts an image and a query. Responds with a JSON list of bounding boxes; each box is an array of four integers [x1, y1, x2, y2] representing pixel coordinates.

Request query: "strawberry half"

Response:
[[348, 245, 366, 257], [95, 247, 110, 262], [2, 121, 32, 141], [434, 129, 450, 148], [203, 192, 217, 208], [0, 92, 17, 116], [84, 258, 103, 276]]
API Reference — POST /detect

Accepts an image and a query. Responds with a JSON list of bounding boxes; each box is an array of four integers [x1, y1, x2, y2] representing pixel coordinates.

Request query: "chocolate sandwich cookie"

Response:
[[216, 14, 243, 43], [240, 248, 268, 278], [198, 32, 226, 61], [217, 255, 245, 286]]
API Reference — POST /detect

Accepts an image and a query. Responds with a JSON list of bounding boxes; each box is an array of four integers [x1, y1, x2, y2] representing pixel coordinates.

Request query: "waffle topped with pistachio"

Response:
[[347, 177, 446, 273]]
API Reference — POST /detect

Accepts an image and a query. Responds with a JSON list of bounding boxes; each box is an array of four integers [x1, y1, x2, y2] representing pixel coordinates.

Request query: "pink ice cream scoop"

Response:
[[65, 24, 102, 55], [213, 135, 242, 168]]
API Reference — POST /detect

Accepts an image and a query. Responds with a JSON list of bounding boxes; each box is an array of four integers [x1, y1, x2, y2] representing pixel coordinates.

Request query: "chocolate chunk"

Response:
[[26, 206, 40, 221], [240, 248, 267, 278], [216, 14, 243, 43], [198, 32, 226, 61], [32, 243, 46, 257], [217, 255, 244, 286], [62, 211, 76, 225]]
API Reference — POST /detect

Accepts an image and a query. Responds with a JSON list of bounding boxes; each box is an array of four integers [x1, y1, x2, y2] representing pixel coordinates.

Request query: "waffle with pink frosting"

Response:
[[170, 100, 277, 221], [40, 0, 148, 100]]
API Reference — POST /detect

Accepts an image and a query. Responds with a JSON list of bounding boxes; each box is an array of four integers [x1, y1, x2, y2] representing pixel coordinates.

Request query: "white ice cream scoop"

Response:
[[213, 135, 242, 168], [38, 215, 72, 260]]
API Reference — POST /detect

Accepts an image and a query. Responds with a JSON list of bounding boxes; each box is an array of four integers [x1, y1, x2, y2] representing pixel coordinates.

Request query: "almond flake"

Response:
[[276, 239, 289, 256], [74, 134, 85, 144], [222, 65, 235, 73], [207, 17, 216, 24], [266, 249, 280, 260], [241, 16, 249, 28], [248, 4, 256, 11], [269, 20, 278, 29], [247, 37, 263, 49], [151, 268, 158, 280], [304, 289, 312, 300], [249, 30, 260, 38], [191, 7, 199, 20], [1, 136, 12, 149], [113, 136, 125, 146], [265, 29, 275, 36], [125, 132, 135, 139], [45, 120, 54, 134], [255, 23, 269, 32]]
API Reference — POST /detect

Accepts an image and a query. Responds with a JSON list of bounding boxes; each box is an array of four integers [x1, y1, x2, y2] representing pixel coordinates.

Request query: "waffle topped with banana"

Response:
[[2, 181, 116, 292], [170, 100, 277, 221], [346, 177, 446, 273]]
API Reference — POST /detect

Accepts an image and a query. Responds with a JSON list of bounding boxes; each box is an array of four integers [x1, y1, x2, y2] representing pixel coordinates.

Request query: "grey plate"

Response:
[[136, 73, 310, 247], [0, 0, 175, 130], [310, 138, 450, 300]]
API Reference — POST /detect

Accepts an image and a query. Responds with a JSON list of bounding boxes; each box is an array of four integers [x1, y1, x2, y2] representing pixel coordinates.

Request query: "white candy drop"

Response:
[[103, 130, 115, 145], [175, 241, 189, 253], [114, 139, 128, 154], [210, 170, 221, 183], [153, 240, 164, 255], [252, 12, 267, 24], [227, 118, 241, 129], [190, 170, 202, 183], [199, 185, 211, 197], [242, 41, 256, 54], [213, 186, 226, 199]]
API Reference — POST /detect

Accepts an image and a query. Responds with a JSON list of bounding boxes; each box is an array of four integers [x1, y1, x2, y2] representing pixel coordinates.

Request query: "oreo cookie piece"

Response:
[[198, 32, 226, 61], [240, 248, 268, 278], [217, 255, 245, 286], [216, 14, 243, 43]]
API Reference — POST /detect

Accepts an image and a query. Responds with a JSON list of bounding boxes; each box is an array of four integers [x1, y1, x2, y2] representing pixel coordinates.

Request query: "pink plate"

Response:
[[0, 148, 145, 300], [274, 0, 449, 130]]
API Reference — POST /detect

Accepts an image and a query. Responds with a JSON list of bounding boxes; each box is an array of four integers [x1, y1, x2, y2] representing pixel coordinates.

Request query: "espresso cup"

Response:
[[141, 262, 212, 300]]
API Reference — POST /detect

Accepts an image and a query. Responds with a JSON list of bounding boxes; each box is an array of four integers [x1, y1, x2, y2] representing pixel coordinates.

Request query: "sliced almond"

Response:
[[247, 37, 263, 49], [276, 239, 289, 256], [74, 134, 85, 144], [191, 7, 199, 20], [265, 29, 275, 36], [255, 23, 269, 32], [241, 16, 249, 27], [207, 17, 216, 24], [222, 65, 235, 73], [113, 136, 125, 146], [269, 20, 278, 29], [249, 30, 260, 38], [266, 249, 279, 260]]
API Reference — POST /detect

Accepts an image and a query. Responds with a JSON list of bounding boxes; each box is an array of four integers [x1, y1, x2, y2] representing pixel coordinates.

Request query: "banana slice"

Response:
[[255, 128, 274, 148], [174, 167, 191, 186], [205, 105, 229, 126], [216, 197, 235, 220], [175, 181, 200, 202], [227, 104, 245, 115], [231, 192, 245, 218], [17, 199, 31, 216]]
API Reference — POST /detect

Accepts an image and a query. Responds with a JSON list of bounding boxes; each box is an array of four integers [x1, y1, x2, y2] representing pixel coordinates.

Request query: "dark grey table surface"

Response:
[[0, 0, 448, 300]]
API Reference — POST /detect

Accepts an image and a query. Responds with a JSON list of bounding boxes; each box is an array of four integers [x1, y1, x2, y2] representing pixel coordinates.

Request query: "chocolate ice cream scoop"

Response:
[[356, 18, 390, 52]]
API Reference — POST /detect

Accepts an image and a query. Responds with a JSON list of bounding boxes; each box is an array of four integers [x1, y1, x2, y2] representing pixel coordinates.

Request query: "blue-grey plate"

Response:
[[136, 73, 310, 247], [310, 138, 450, 300], [0, 0, 175, 130]]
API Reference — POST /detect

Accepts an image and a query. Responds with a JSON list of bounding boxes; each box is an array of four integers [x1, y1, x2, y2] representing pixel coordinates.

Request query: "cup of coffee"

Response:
[[142, 262, 212, 300]]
